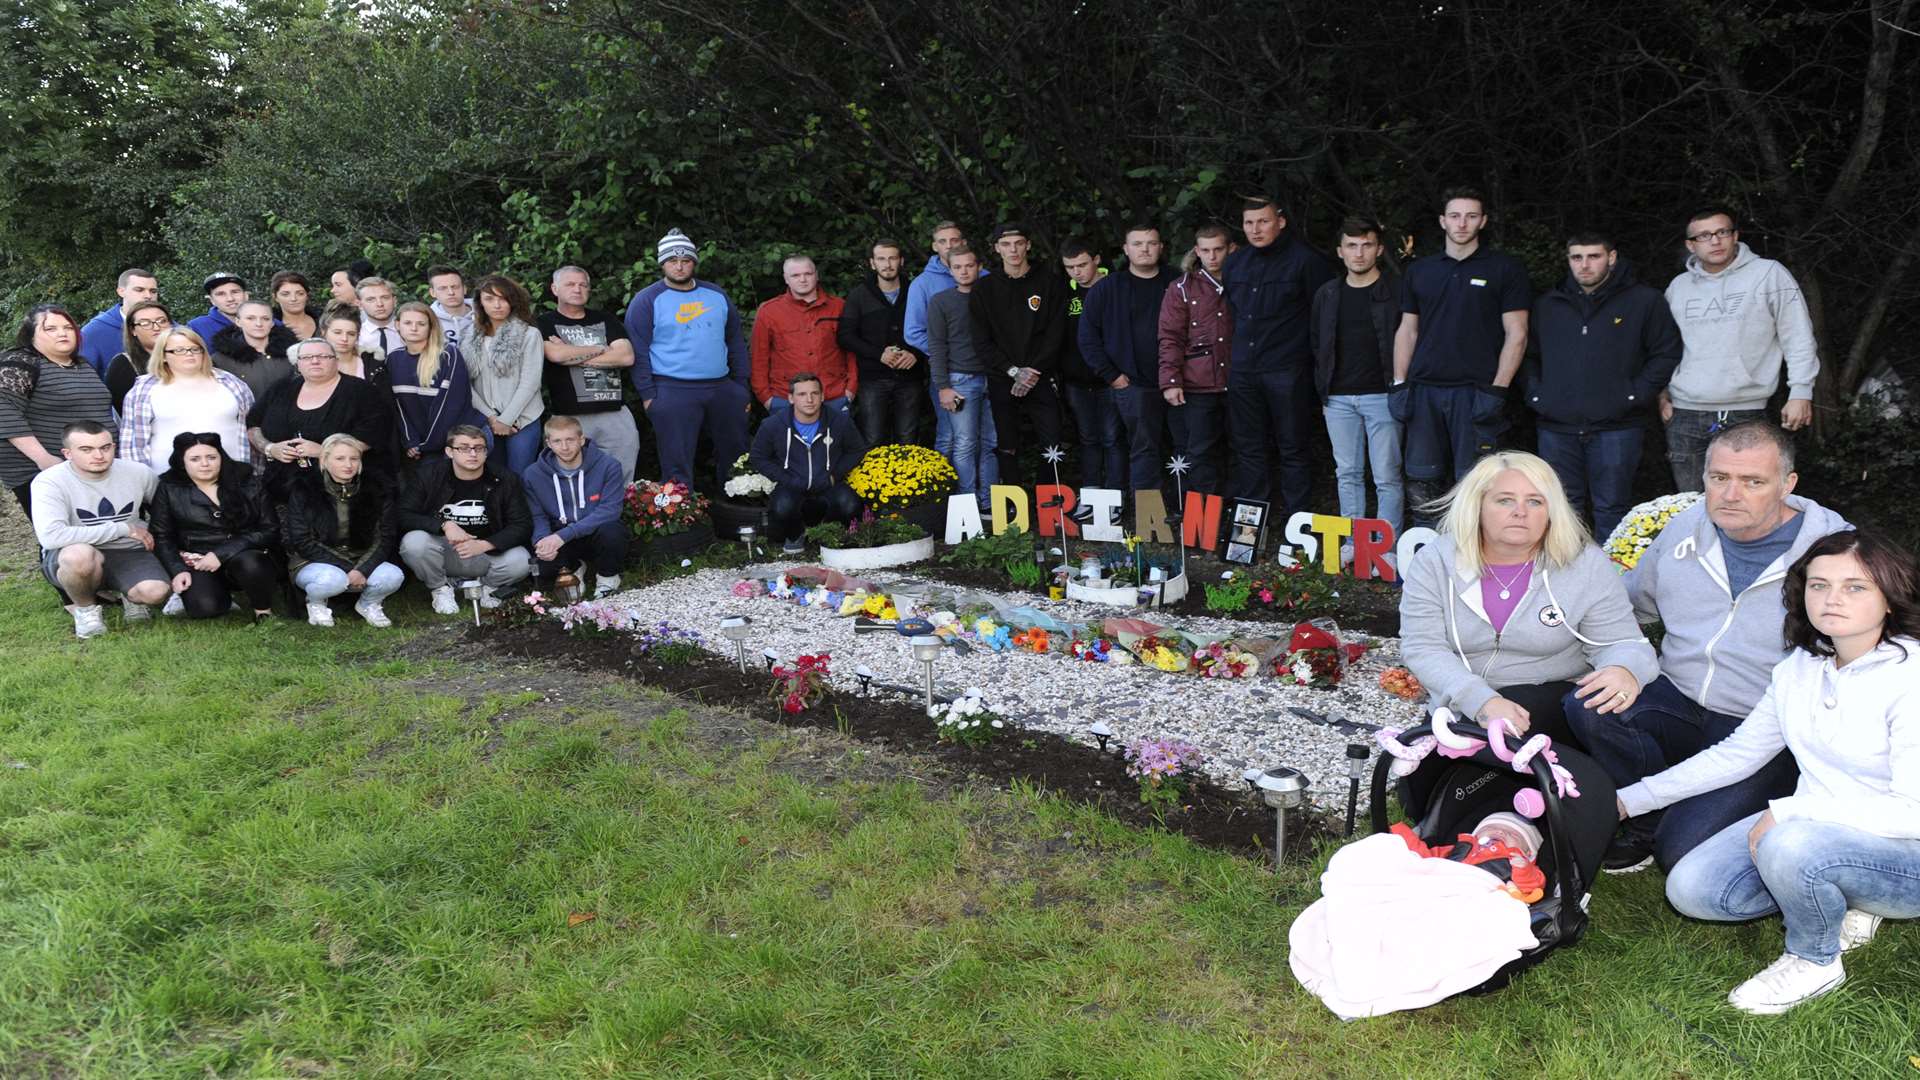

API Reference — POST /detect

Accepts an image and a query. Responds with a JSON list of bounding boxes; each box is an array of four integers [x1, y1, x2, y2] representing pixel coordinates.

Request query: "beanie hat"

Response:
[[657, 229, 697, 264]]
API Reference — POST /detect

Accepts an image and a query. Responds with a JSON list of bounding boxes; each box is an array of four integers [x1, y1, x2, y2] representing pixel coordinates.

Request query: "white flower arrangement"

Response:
[[725, 454, 776, 500], [1603, 492, 1702, 571], [930, 687, 1006, 747]]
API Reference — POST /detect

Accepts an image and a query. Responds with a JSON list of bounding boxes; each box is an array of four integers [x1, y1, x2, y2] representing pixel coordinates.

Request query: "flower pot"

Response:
[[894, 501, 947, 540], [709, 497, 769, 539], [636, 521, 715, 562], [817, 535, 936, 571], [1065, 570, 1188, 607]]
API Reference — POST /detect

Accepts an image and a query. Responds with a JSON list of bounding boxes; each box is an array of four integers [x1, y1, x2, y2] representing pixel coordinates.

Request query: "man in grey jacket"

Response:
[[1661, 206, 1818, 491], [1567, 422, 1848, 873]]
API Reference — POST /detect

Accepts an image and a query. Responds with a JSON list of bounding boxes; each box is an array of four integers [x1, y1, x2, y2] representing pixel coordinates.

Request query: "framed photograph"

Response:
[[1233, 500, 1266, 526], [1225, 541, 1257, 564], [1224, 498, 1269, 559]]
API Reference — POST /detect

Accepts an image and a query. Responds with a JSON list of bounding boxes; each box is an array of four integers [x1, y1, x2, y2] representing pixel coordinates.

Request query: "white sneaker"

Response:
[[1339, 542, 1355, 568], [71, 605, 107, 640], [161, 594, 185, 617], [593, 575, 621, 599], [306, 601, 335, 627], [121, 598, 152, 622], [354, 596, 391, 628], [478, 589, 504, 610], [1840, 909, 1882, 953], [430, 585, 459, 615], [1727, 952, 1845, 1015]]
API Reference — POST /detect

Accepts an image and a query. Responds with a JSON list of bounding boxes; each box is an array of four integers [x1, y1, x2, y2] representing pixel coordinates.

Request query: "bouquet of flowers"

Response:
[[486, 589, 553, 627], [1124, 737, 1205, 815], [1604, 492, 1702, 571], [930, 687, 1006, 748], [1379, 666, 1426, 701], [1191, 641, 1257, 679], [1070, 636, 1124, 663], [554, 599, 640, 635], [846, 443, 958, 515], [1011, 627, 1051, 654], [723, 453, 775, 501], [1277, 621, 1348, 689], [623, 479, 711, 541], [1134, 634, 1190, 673], [769, 652, 832, 714]]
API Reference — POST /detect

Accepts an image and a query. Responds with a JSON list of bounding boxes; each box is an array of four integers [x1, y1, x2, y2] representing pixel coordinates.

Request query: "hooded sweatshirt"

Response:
[[1399, 539, 1660, 722], [1663, 242, 1819, 412], [78, 306, 126, 376], [1625, 494, 1849, 716], [431, 301, 477, 355], [903, 253, 988, 356], [1524, 259, 1682, 431], [749, 405, 868, 493], [522, 441, 626, 543]]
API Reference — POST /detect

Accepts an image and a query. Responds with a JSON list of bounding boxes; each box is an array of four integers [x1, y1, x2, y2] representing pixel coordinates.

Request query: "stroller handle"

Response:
[[1368, 719, 1588, 907]]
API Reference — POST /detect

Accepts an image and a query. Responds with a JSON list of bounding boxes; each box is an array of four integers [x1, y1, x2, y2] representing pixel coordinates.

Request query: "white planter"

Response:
[[817, 535, 936, 571], [1065, 570, 1189, 608]]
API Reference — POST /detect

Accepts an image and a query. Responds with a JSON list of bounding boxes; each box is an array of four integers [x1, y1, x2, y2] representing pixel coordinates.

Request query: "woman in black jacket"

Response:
[[281, 433, 402, 628], [150, 432, 282, 621], [211, 300, 299, 402], [248, 336, 394, 498]]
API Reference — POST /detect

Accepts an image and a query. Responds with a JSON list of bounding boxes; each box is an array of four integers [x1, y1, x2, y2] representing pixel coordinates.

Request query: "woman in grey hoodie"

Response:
[[1400, 452, 1659, 749]]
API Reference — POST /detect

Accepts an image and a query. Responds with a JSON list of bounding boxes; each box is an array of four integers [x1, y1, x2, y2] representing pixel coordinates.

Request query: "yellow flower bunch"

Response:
[[1603, 492, 1702, 571], [848, 444, 959, 513]]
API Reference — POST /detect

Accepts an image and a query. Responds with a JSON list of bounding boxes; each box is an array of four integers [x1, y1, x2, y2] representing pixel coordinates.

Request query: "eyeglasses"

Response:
[[449, 444, 488, 455], [1687, 227, 1735, 243], [132, 319, 172, 331], [163, 346, 205, 356]]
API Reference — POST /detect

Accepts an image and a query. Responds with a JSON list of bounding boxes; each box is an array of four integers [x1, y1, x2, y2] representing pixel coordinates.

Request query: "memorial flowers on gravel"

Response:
[[1125, 737, 1205, 814], [1191, 641, 1257, 679], [1604, 491, 1702, 571]]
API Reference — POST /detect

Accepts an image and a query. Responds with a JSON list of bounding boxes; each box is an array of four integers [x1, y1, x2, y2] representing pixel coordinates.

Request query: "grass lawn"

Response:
[[0, 577, 1915, 1079]]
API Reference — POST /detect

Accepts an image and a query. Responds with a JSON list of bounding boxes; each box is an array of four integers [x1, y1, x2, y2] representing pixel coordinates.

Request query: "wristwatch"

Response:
[[1007, 366, 1021, 379]]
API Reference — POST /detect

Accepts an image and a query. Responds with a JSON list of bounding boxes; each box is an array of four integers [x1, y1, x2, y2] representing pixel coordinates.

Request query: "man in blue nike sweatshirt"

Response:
[[624, 228, 750, 492]]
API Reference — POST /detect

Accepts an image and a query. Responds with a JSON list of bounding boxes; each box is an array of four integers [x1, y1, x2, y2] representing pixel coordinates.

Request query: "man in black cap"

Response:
[[968, 222, 1066, 483], [188, 273, 250, 343]]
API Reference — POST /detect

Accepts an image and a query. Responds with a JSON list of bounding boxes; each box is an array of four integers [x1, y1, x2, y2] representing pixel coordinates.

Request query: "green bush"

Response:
[[940, 528, 1035, 571]]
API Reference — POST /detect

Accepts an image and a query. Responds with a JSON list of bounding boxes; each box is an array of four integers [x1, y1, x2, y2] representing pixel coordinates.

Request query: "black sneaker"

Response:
[[1069, 503, 1095, 525], [1601, 818, 1658, 874]]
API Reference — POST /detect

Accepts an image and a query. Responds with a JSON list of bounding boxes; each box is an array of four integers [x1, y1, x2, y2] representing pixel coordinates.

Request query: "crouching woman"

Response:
[[281, 433, 403, 627], [1619, 529, 1920, 1014]]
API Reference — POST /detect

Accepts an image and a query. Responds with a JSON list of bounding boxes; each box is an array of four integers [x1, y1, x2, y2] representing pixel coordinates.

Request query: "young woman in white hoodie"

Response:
[[1619, 528, 1920, 1014]]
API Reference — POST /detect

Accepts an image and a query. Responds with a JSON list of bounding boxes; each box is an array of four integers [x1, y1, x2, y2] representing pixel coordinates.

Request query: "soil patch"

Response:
[[474, 620, 1344, 860]]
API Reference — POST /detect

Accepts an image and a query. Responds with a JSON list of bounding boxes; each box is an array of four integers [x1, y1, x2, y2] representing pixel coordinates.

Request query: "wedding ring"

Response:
[[1614, 691, 1628, 702]]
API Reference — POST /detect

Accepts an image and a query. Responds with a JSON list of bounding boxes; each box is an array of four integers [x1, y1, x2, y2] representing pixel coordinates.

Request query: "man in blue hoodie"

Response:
[[904, 221, 969, 457], [625, 228, 750, 492], [78, 268, 159, 376], [1566, 421, 1848, 874], [749, 373, 869, 554], [523, 414, 629, 598], [188, 272, 251, 343]]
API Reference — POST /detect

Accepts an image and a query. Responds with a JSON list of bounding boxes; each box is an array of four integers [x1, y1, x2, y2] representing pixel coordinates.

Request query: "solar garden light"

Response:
[[458, 579, 484, 626], [1089, 720, 1115, 755], [554, 568, 583, 604], [738, 525, 757, 557], [1345, 743, 1371, 836], [1255, 767, 1310, 869], [855, 664, 875, 697], [719, 616, 752, 673], [910, 635, 942, 712], [762, 647, 780, 672]]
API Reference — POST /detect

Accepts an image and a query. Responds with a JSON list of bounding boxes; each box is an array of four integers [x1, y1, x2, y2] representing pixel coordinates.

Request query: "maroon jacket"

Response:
[[1156, 267, 1231, 393]]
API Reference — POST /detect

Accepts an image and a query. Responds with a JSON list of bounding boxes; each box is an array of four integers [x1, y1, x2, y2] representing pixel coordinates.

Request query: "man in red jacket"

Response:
[[1157, 223, 1233, 495], [751, 255, 858, 416]]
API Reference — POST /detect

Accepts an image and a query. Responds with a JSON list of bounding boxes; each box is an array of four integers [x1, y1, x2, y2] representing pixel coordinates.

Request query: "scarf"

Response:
[[483, 317, 537, 379]]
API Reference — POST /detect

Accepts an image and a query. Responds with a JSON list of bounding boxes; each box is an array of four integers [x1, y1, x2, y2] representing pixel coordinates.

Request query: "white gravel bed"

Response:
[[601, 564, 1424, 812]]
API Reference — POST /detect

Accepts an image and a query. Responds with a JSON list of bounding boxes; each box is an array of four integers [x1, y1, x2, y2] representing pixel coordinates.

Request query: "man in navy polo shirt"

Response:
[[1390, 187, 1531, 516], [1223, 196, 1338, 516]]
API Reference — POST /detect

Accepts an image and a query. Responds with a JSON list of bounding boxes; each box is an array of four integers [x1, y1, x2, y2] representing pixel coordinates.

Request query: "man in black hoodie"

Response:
[[1524, 232, 1682, 536], [837, 239, 924, 447], [969, 223, 1066, 482], [749, 374, 869, 554], [398, 424, 534, 614]]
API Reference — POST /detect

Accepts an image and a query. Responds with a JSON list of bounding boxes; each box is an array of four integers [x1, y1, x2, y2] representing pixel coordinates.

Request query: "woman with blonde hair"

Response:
[[1398, 451, 1658, 748], [387, 300, 482, 460], [280, 433, 403, 627], [120, 326, 256, 468]]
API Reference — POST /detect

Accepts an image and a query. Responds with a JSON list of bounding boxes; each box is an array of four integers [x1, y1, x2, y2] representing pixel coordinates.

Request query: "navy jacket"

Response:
[[749, 407, 869, 493], [1078, 267, 1173, 384], [522, 443, 626, 542], [1524, 260, 1683, 432], [1223, 233, 1337, 377]]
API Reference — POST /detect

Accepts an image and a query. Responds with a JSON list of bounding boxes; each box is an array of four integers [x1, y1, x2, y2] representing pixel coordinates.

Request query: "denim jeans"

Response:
[[928, 382, 955, 459], [1565, 674, 1800, 871], [1666, 813, 1920, 964], [1112, 381, 1166, 495], [1323, 393, 1403, 533], [855, 378, 924, 447], [986, 373, 1063, 484], [1665, 407, 1767, 493], [294, 561, 404, 603], [1062, 382, 1125, 490], [500, 422, 545, 477], [1537, 426, 1643, 538], [946, 372, 998, 508], [1227, 366, 1317, 516], [769, 481, 864, 543]]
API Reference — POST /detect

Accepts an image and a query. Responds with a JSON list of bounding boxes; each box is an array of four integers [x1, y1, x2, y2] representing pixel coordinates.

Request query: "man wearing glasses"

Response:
[[78, 268, 160, 376], [1661, 205, 1819, 491], [397, 424, 533, 614]]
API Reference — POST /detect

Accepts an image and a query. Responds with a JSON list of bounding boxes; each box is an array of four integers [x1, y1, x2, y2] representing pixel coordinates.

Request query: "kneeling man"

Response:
[[523, 414, 629, 598], [400, 424, 533, 612], [31, 421, 168, 638], [749, 372, 868, 554]]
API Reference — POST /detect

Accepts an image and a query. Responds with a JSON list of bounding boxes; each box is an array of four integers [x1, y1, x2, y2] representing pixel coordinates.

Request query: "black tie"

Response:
[[379, 327, 390, 354]]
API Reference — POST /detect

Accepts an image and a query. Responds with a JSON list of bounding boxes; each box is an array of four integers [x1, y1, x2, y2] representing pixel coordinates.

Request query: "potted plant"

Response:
[[622, 479, 715, 561], [806, 509, 934, 571], [710, 453, 774, 539], [845, 444, 958, 538]]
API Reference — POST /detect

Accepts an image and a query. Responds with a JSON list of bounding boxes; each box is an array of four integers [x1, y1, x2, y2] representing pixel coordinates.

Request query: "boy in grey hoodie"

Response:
[[1567, 422, 1848, 873], [1662, 206, 1818, 490]]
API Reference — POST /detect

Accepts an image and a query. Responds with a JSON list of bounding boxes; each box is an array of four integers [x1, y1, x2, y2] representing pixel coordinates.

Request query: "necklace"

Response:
[[1486, 563, 1530, 601]]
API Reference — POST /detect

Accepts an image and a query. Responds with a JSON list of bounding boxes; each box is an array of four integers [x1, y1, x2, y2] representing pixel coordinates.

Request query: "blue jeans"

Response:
[[1063, 382, 1124, 490], [500, 422, 545, 476], [1227, 366, 1317, 515], [1537, 426, 1643, 538], [1323, 393, 1404, 533], [1112, 381, 1165, 495], [928, 382, 955, 459], [294, 561, 404, 603], [946, 372, 998, 508], [1665, 407, 1768, 493], [1666, 813, 1920, 964], [1566, 674, 1799, 871]]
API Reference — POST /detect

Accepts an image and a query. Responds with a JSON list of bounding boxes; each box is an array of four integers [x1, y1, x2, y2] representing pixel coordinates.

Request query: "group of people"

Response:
[[1395, 421, 1915, 1016]]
